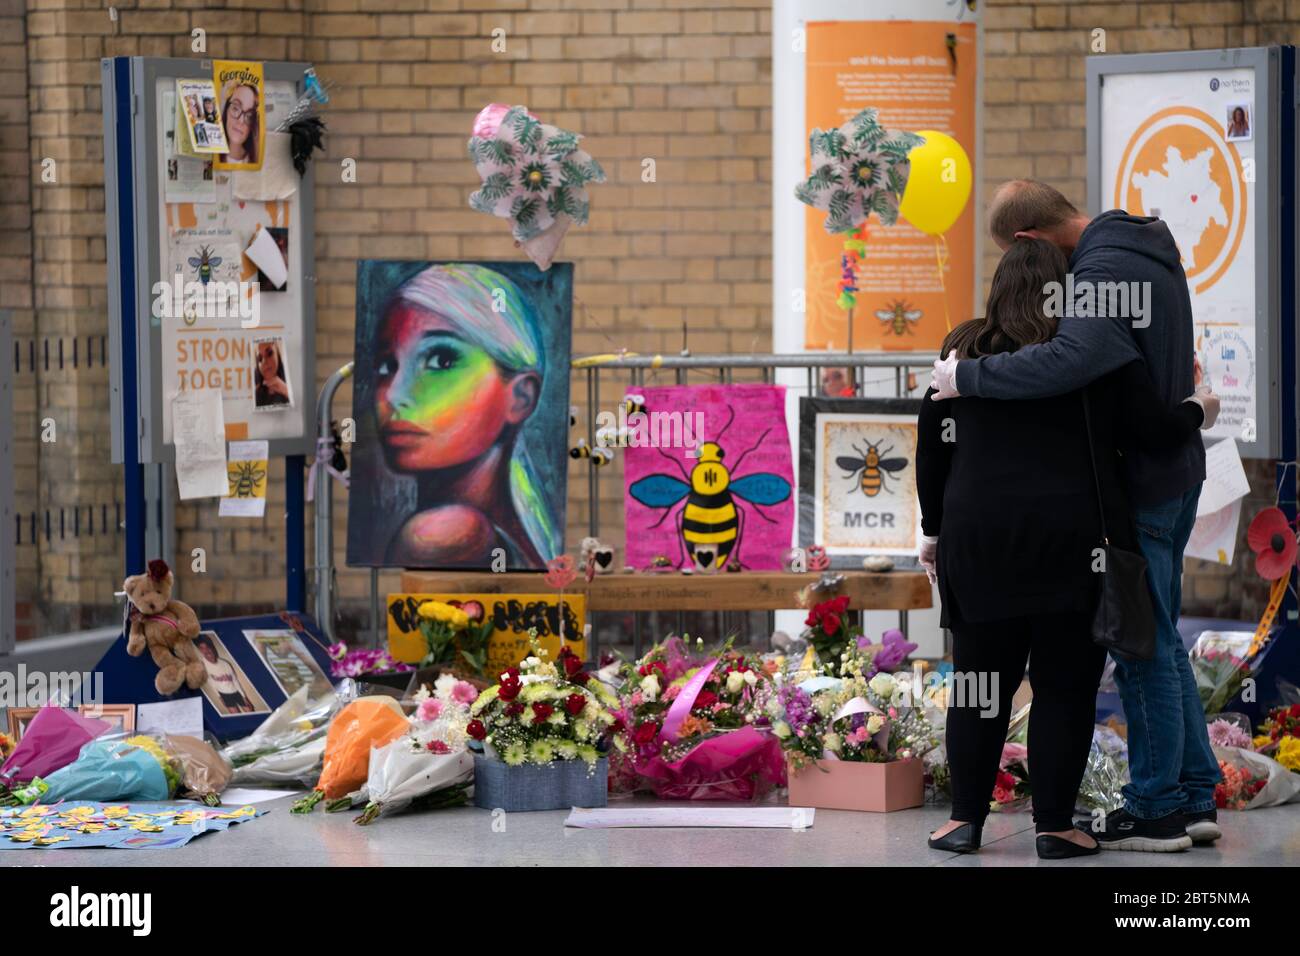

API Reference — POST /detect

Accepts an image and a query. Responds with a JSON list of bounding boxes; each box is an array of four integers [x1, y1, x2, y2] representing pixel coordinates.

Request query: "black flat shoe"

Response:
[[928, 822, 982, 853], [1036, 834, 1100, 859]]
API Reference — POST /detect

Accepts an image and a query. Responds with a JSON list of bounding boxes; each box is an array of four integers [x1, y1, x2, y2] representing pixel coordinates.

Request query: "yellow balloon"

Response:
[[899, 130, 972, 236]]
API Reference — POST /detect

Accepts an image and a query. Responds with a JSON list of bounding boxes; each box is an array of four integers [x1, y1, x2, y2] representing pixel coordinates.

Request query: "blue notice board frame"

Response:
[[100, 56, 310, 608]]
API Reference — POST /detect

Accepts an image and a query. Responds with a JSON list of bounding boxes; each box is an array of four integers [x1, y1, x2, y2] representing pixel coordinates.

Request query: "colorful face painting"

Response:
[[623, 384, 794, 572], [798, 397, 923, 565], [347, 261, 573, 570]]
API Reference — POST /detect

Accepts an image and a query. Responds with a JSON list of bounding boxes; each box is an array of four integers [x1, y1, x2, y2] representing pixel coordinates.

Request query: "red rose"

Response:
[[995, 771, 1016, 790], [467, 719, 487, 741], [693, 690, 718, 711], [570, 670, 590, 685], [822, 613, 841, 636], [426, 740, 451, 754], [565, 693, 587, 716], [1290, 703, 1300, 718], [830, 595, 850, 615], [634, 721, 660, 744], [531, 702, 554, 724], [498, 677, 522, 702], [504, 701, 525, 717]]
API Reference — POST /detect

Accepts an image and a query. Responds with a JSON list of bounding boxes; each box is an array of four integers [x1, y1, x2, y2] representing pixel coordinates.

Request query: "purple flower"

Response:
[[867, 629, 918, 674]]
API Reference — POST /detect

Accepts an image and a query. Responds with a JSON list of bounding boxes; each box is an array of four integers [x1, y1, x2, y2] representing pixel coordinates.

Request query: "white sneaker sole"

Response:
[[1186, 821, 1222, 844], [1098, 834, 1193, 852]]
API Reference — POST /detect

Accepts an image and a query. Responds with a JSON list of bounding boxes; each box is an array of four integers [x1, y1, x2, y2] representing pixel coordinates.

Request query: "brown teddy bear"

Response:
[[124, 559, 206, 696]]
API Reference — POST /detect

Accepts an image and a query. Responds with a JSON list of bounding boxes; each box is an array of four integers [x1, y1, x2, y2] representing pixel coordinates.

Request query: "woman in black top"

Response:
[[915, 239, 1216, 859]]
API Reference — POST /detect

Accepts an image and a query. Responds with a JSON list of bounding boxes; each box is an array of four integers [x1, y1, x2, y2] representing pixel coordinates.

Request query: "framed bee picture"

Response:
[[798, 397, 923, 565]]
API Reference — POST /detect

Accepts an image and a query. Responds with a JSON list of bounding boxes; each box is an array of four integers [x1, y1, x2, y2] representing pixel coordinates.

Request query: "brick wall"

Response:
[[7, 0, 1294, 636]]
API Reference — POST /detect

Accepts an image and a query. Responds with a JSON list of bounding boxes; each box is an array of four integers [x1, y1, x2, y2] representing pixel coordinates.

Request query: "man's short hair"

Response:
[[988, 180, 1080, 245]]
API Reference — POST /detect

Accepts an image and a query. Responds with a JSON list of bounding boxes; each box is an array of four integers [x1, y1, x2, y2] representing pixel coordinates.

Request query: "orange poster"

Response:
[[804, 21, 977, 352]]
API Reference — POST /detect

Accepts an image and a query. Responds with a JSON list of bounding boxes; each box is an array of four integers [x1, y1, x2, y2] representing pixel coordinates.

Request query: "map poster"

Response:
[[803, 19, 977, 352], [1100, 67, 1257, 444]]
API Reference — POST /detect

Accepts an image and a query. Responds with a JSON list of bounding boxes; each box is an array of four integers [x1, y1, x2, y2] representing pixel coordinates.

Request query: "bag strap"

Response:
[[1080, 392, 1109, 546]]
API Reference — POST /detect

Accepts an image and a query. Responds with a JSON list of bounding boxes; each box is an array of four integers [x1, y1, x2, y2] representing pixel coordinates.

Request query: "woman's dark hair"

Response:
[[256, 342, 284, 385], [194, 634, 214, 652], [941, 238, 1068, 359]]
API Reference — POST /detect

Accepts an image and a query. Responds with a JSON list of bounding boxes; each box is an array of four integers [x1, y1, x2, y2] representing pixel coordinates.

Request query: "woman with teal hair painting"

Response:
[[372, 263, 561, 568]]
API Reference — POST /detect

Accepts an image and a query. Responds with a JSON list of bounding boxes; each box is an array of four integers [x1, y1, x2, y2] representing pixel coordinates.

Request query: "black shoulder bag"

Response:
[[1081, 394, 1157, 662]]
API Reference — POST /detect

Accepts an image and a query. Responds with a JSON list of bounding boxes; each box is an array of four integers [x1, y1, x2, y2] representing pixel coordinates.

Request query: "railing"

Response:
[[311, 351, 939, 652]]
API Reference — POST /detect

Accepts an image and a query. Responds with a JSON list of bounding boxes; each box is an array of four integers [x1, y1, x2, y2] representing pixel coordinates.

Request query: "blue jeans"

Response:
[[1112, 484, 1221, 819]]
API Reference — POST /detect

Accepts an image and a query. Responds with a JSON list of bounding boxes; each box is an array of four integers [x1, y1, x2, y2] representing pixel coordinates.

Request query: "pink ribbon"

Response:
[[660, 659, 719, 743]]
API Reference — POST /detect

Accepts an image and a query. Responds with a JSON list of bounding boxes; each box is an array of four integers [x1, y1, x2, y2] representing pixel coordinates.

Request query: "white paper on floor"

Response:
[[564, 806, 815, 828], [218, 787, 304, 805]]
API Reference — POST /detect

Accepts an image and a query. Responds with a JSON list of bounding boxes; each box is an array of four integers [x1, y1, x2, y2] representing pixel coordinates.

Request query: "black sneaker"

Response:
[[1075, 807, 1192, 852], [1183, 808, 1222, 845]]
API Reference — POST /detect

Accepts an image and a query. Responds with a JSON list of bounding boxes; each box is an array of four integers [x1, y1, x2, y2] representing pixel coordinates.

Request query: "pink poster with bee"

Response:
[[622, 383, 794, 572]]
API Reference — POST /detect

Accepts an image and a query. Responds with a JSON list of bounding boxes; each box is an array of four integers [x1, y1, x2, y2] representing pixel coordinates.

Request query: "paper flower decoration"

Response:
[[467, 104, 606, 270], [1247, 507, 1297, 580], [795, 108, 924, 234], [545, 555, 578, 590]]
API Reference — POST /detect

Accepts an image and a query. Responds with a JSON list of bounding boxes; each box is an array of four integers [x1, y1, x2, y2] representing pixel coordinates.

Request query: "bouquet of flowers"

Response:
[[1190, 635, 1261, 716], [802, 595, 860, 666], [0, 706, 111, 802], [292, 696, 410, 813], [990, 742, 1032, 812], [1214, 753, 1270, 810], [615, 640, 787, 800], [1076, 724, 1129, 813], [13, 734, 184, 805], [354, 674, 480, 825], [415, 599, 494, 678], [775, 639, 934, 772], [223, 684, 347, 787], [327, 643, 413, 680], [1255, 703, 1300, 761], [468, 633, 618, 768]]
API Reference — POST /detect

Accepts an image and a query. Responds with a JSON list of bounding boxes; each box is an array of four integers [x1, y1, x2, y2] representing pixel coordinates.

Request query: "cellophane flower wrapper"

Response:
[[0, 706, 111, 789], [1076, 724, 1129, 813], [354, 676, 480, 823], [223, 682, 351, 787], [1190, 636, 1268, 716], [355, 741, 473, 824], [635, 727, 786, 801], [28, 735, 182, 804], [1213, 745, 1300, 810], [167, 734, 233, 805], [292, 696, 409, 811]]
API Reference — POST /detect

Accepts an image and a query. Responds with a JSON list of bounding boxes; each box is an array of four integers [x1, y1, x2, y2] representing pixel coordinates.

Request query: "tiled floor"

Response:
[[4, 794, 1298, 867]]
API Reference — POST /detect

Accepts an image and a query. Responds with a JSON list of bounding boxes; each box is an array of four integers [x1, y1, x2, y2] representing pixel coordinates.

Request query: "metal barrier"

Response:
[[310, 352, 938, 652]]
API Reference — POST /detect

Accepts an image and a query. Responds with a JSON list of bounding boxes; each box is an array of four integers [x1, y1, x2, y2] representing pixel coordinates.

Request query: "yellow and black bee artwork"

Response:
[[227, 460, 268, 498], [875, 300, 923, 337], [837, 439, 909, 497], [187, 245, 223, 286], [628, 405, 791, 570]]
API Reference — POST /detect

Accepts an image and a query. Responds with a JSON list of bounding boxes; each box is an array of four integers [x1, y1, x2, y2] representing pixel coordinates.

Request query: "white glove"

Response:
[[930, 351, 960, 400], [919, 535, 938, 585], [1185, 387, 1220, 430]]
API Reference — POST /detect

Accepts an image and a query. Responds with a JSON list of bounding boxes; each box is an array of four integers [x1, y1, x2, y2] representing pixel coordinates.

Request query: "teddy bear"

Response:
[[123, 559, 207, 696]]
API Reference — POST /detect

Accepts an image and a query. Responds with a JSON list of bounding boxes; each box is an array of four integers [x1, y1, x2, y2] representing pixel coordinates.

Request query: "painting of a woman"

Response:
[[348, 262, 572, 570]]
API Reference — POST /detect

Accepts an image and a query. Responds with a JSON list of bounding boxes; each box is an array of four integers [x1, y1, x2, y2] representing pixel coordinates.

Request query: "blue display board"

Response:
[[94, 612, 336, 741]]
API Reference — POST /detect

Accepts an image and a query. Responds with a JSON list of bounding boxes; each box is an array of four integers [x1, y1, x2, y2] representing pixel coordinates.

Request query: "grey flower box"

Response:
[[472, 753, 608, 812]]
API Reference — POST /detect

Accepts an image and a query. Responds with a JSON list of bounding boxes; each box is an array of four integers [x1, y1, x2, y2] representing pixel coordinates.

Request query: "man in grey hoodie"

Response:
[[929, 180, 1222, 852]]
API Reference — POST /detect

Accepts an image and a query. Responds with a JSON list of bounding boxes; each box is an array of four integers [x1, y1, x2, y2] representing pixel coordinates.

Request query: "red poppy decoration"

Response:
[[1246, 507, 1297, 580], [545, 555, 578, 590]]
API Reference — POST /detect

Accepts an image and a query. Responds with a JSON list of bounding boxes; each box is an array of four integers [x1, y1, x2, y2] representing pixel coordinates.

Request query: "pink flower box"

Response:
[[786, 757, 924, 812]]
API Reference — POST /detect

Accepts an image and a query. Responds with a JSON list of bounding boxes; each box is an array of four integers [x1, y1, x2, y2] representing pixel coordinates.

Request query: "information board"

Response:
[[1089, 48, 1281, 458]]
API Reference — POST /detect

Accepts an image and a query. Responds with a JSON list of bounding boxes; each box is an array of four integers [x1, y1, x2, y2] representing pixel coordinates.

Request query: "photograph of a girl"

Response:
[[347, 261, 573, 570], [195, 632, 269, 716], [218, 80, 260, 167], [253, 337, 293, 410], [1225, 103, 1251, 141]]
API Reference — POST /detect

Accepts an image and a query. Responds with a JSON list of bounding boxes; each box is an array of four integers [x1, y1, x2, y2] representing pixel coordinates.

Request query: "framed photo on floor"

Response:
[[798, 397, 924, 567]]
